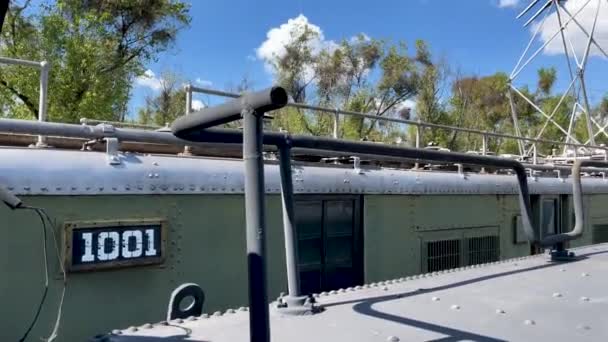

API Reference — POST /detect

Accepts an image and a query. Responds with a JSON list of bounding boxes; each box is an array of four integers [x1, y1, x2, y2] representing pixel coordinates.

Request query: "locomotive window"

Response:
[[540, 198, 558, 237], [295, 196, 362, 295]]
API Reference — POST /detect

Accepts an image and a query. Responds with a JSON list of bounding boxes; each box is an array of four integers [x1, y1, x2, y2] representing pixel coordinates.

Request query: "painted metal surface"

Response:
[[102, 243, 608, 342], [1, 147, 608, 196]]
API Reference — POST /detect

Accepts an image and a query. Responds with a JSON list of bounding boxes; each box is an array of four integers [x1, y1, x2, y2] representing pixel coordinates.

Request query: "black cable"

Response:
[[16, 206, 66, 342], [18, 206, 49, 342]]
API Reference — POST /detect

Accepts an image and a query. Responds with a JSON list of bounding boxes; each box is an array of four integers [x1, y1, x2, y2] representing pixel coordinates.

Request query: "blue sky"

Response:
[[130, 0, 608, 117]]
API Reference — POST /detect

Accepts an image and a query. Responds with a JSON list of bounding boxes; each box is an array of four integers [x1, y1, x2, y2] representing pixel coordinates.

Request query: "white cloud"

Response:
[[256, 14, 337, 78], [535, 0, 608, 58], [498, 0, 519, 8], [135, 69, 164, 91], [195, 78, 213, 87], [192, 99, 205, 110]]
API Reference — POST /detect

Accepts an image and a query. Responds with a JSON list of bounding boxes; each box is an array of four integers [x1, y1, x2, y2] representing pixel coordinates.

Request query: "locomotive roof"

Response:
[[98, 243, 608, 342], [1, 147, 608, 196]]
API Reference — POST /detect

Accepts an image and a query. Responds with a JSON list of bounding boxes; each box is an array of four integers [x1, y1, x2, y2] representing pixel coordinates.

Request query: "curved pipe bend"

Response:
[[538, 160, 608, 247]]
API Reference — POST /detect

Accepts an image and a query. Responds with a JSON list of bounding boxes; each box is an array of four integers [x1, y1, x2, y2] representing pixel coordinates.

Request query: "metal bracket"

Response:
[[167, 283, 205, 320], [104, 137, 121, 165], [275, 293, 323, 316]]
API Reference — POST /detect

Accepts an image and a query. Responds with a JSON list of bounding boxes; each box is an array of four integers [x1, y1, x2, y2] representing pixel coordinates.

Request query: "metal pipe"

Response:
[[243, 108, 270, 342], [0, 56, 43, 68], [278, 145, 300, 298], [37, 61, 49, 146], [540, 160, 608, 247], [172, 87, 288, 135]]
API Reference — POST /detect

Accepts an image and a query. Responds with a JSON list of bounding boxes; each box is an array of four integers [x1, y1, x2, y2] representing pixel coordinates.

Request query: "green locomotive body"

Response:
[[2, 147, 607, 341]]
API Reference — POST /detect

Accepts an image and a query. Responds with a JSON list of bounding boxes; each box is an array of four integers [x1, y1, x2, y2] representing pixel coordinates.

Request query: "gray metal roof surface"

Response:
[[101, 244, 608, 342], [0, 147, 607, 196]]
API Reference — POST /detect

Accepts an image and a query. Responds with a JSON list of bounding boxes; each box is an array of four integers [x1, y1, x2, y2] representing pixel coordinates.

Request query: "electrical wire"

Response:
[[17, 206, 66, 342]]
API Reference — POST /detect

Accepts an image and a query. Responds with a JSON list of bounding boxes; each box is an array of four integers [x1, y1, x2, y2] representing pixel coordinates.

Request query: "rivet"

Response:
[[111, 329, 122, 335], [450, 305, 460, 310], [126, 326, 138, 332], [148, 173, 154, 178], [213, 311, 222, 316], [23, 186, 30, 191], [559, 268, 566, 272], [153, 162, 159, 166], [201, 314, 210, 318], [496, 309, 505, 314], [187, 316, 197, 321], [576, 324, 591, 330], [581, 273, 590, 277], [338, 288, 346, 293], [158, 321, 168, 326], [329, 290, 338, 295], [226, 309, 236, 314], [580, 297, 590, 302], [320, 292, 328, 296], [238, 307, 247, 311], [382, 286, 389, 291], [173, 319, 183, 324], [387, 336, 400, 342], [524, 319, 536, 326], [552, 292, 562, 298], [154, 173, 159, 178], [431, 296, 440, 302], [141, 323, 153, 329]]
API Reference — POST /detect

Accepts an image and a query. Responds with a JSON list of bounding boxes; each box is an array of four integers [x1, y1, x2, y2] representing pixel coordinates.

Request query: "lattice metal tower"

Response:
[[509, 0, 607, 156]]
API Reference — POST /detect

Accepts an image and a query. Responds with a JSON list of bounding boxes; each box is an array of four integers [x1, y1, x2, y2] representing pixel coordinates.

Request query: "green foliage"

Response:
[[537, 67, 557, 95], [0, 0, 190, 123], [137, 72, 186, 127], [264, 24, 431, 140]]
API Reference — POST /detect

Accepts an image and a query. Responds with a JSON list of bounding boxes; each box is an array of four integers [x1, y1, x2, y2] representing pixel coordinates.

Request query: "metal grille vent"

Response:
[[467, 236, 500, 266], [426, 239, 461, 272], [592, 225, 608, 244]]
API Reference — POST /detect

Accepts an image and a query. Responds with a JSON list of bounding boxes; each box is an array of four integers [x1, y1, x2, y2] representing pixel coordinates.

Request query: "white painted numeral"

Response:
[[144, 229, 158, 256], [81, 232, 95, 262], [97, 231, 120, 261], [122, 230, 143, 258]]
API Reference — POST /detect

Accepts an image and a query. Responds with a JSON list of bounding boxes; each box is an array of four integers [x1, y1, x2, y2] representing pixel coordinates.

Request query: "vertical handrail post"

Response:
[[481, 134, 488, 173], [276, 144, 314, 314], [533, 143, 538, 165], [279, 145, 300, 297], [243, 107, 270, 342], [332, 108, 339, 139], [183, 84, 193, 155], [36, 61, 49, 147], [414, 121, 421, 169]]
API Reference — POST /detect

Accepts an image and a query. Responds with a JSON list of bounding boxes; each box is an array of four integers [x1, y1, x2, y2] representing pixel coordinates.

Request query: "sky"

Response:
[[130, 0, 608, 118]]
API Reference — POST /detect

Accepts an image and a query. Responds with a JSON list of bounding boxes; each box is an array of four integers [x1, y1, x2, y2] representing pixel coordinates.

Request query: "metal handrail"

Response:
[[186, 85, 608, 155], [0, 56, 49, 146]]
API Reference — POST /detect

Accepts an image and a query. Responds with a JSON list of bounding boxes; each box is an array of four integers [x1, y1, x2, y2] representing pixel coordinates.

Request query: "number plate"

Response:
[[65, 219, 166, 272]]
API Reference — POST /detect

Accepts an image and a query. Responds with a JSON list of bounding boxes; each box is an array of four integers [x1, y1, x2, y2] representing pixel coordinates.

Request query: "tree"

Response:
[[137, 72, 185, 126], [0, 0, 190, 123], [262, 22, 434, 141], [537, 67, 557, 96]]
